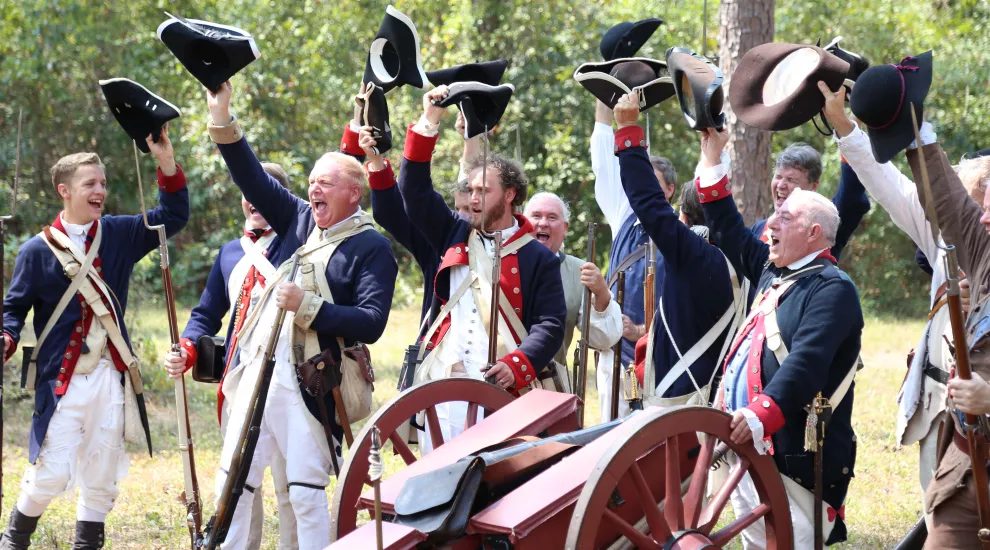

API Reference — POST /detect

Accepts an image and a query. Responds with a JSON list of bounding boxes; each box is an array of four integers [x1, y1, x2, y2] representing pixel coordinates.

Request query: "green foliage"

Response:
[[0, 0, 986, 315]]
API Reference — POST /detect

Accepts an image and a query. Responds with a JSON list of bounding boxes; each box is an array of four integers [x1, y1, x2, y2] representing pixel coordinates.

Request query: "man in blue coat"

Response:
[[686, 115, 862, 546], [395, 85, 565, 448], [1, 130, 189, 548], [189, 81, 397, 549]]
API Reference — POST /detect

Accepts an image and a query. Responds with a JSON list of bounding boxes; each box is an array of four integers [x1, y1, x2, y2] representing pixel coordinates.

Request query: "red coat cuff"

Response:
[[340, 124, 362, 156], [695, 175, 733, 204], [3, 334, 17, 363], [367, 159, 396, 191], [403, 124, 438, 163], [633, 333, 648, 386], [180, 338, 197, 371], [502, 350, 535, 389], [613, 126, 647, 155], [745, 395, 786, 436], [157, 164, 187, 193]]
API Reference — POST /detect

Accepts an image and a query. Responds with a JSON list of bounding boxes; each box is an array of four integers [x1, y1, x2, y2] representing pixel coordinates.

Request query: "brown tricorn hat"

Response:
[[729, 43, 849, 132]]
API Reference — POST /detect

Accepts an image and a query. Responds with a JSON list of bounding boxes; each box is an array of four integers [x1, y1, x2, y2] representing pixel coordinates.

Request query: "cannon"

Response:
[[328, 381, 792, 549]]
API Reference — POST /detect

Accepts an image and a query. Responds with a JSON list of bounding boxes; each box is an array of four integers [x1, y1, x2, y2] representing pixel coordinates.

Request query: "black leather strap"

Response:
[[287, 481, 328, 491], [924, 361, 950, 385], [606, 243, 648, 289]]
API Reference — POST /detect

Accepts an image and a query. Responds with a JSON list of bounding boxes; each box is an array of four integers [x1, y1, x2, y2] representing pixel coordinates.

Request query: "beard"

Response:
[[470, 199, 508, 232]]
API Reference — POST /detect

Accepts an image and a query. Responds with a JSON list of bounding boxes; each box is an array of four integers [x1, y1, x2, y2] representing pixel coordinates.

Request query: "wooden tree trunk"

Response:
[[718, 0, 775, 225]]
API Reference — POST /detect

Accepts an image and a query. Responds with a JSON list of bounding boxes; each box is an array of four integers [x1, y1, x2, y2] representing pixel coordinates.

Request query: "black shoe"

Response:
[[0, 509, 40, 550], [72, 521, 105, 550]]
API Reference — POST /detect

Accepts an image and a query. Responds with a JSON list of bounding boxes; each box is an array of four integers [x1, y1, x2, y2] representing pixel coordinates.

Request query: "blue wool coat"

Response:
[[216, 136, 397, 445], [703, 179, 863, 544], [396, 130, 565, 382], [3, 174, 189, 463], [617, 144, 733, 399]]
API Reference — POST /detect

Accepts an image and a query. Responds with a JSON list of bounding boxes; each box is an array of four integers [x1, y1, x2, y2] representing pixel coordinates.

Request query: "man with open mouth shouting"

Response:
[[1, 127, 190, 549], [200, 81, 397, 549]]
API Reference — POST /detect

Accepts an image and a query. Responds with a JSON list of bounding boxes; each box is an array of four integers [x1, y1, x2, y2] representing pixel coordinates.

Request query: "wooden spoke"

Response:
[[628, 461, 672, 541], [710, 502, 771, 546], [683, 434, 716, 528], [465, 402, 480, 430], [699, 457, 750, 532], [664, 435, 683, 531], [602, 508, 662, 550], [387, 431, 417, 465], [425, 406, 444, 450]]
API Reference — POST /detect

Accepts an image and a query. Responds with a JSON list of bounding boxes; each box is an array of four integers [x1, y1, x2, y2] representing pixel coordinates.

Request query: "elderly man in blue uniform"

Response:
[[609, 97, 746, 415], [591, 100, 672, 368], [522, 192, 623, 420], [1, 130, 190, 548], [191, 81, 397, 549], [163, 163, 299, 549], [396, 85, 565, 449], [678, 118, 862, 547]]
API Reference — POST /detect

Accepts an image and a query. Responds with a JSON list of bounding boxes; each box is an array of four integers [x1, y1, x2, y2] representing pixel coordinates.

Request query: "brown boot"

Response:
[[0, 509, 40, 550]]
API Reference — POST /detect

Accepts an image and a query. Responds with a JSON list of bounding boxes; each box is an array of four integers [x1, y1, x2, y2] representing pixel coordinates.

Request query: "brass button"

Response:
[[316, 361, 325, 371]]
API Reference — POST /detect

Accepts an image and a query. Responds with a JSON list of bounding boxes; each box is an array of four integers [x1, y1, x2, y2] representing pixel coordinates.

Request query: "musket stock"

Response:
[[575, 223, 597, 427]]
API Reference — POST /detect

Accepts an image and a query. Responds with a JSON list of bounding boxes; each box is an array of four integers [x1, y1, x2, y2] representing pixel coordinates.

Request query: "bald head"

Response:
[[766, 188, 839, 268]]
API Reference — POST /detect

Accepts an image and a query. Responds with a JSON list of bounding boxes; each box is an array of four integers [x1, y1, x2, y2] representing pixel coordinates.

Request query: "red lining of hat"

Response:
[[865, 57, 920, 131]]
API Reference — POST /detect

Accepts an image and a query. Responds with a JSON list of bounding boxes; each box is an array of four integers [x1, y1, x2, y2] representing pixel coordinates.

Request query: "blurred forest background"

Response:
[[0, 0, 988, 317]]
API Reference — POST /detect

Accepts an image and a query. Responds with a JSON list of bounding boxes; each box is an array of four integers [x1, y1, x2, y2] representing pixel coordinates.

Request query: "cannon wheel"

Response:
[[565, 406, 793, 550], [329, 378, 513, 541]]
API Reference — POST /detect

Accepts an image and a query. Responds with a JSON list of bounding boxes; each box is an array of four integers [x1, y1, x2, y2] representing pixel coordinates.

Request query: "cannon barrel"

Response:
[[476, 414, 631, 466]]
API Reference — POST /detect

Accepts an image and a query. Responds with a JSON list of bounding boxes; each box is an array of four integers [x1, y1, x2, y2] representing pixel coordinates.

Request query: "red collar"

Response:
[[505, 213, 534, 246], [51, 213, 99, 249], [816, 249, 837, 264], [244, 227, 273, 242]]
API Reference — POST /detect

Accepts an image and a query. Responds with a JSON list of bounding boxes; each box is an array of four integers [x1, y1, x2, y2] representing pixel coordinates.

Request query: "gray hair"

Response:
[[650, 156, 678, 190], [790, 188, 839, 246], [775, 143, 822, 184], [525, 191, 571, 223], [956, 156, 990, 194]]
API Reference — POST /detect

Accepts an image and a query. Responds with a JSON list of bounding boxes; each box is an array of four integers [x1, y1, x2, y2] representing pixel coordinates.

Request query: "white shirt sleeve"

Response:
[[836, 122, 939, 263], [578, 297, 623, 351], [737, 407, 771, 455], [411, 114, 440, 137], [591, 122, 634, 239]]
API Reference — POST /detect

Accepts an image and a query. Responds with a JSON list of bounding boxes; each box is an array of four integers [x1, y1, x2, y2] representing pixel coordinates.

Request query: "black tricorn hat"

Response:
[[850, 51, 933, 164], [821, 36, 870, 96], [666, 47, 724, 131], [99, 78, 181, 154], [963, 148, 990, 160], [729, 43, 850, 132], [357, 83, 392, 155], [573, 58, 675, 111], [436, 82, 515, 139], [363, 6, 428, 94], [157, 13, 260, 92], [600, 18, 664, 61], [427, 59, 509, 87]]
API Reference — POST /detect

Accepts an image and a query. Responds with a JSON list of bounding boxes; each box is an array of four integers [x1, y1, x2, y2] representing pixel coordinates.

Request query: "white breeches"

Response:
[[596, 354, 631, 423], [728, 455, 835, 549], [215, 385, 337, 550], [419, 401, 483, 455], [19, 362, 129, 517]]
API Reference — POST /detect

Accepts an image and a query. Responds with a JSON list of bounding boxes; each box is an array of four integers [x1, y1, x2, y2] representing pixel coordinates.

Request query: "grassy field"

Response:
[[0, 305, 927, 548]]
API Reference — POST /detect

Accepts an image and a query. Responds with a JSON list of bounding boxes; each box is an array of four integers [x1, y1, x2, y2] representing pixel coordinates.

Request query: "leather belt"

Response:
[[925, 361, 950, 385], [928, 282, 949, 320], [955, 429, 971, 454]]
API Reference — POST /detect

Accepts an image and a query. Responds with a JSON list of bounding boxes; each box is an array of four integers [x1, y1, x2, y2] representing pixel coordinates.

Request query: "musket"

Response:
[[910, 105, 990, 547], [643, 241, 656, 334], [1, 110, 23, 514], [201, 254, 302, 549], [475, 124, 505, 389], [609, 271, 625, 421], [370, 426, 384, 550], [133, 142, 203, 546], [574, 222, 597, 427]]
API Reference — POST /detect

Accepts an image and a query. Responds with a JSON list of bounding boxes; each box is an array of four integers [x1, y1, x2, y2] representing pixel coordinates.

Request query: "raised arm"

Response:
[[591, 100, 634, 235], [206, 81, 309, 237], [396, 86, 465, 250], [830, 160, 871, 259]]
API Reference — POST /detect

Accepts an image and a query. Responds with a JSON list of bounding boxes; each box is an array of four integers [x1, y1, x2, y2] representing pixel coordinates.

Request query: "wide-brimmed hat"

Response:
[[363, 6, 428, 94], [666, 47, 724, 131], [600, 18, 664, 61], [357, 83, 392, 155], [573, 57, 675, 110], [849, 51, 933, 163], [729, 43, 850, 132], [427, 59, 508, 87], [157, 13, 260, 92], [436, 82, 515, 139], [99, 78, 181, 154]]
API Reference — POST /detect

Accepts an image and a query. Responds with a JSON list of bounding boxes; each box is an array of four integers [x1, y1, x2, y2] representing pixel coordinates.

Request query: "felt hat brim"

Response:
[[437, 82, 515, 139], [427, 59, 509, 87], [666, 47, 725, 131], [363, 5, 429, 94], [600, 18, 664, 61], [574, 57, 675, 110], [729, 43, 849, 132], [100, 78, 181, 154], [157, 14, 260, 92]]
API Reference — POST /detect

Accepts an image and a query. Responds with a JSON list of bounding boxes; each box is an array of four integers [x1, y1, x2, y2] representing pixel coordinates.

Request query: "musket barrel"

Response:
[[575, 223, 597, 427], [610, 271, 625, 420]]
